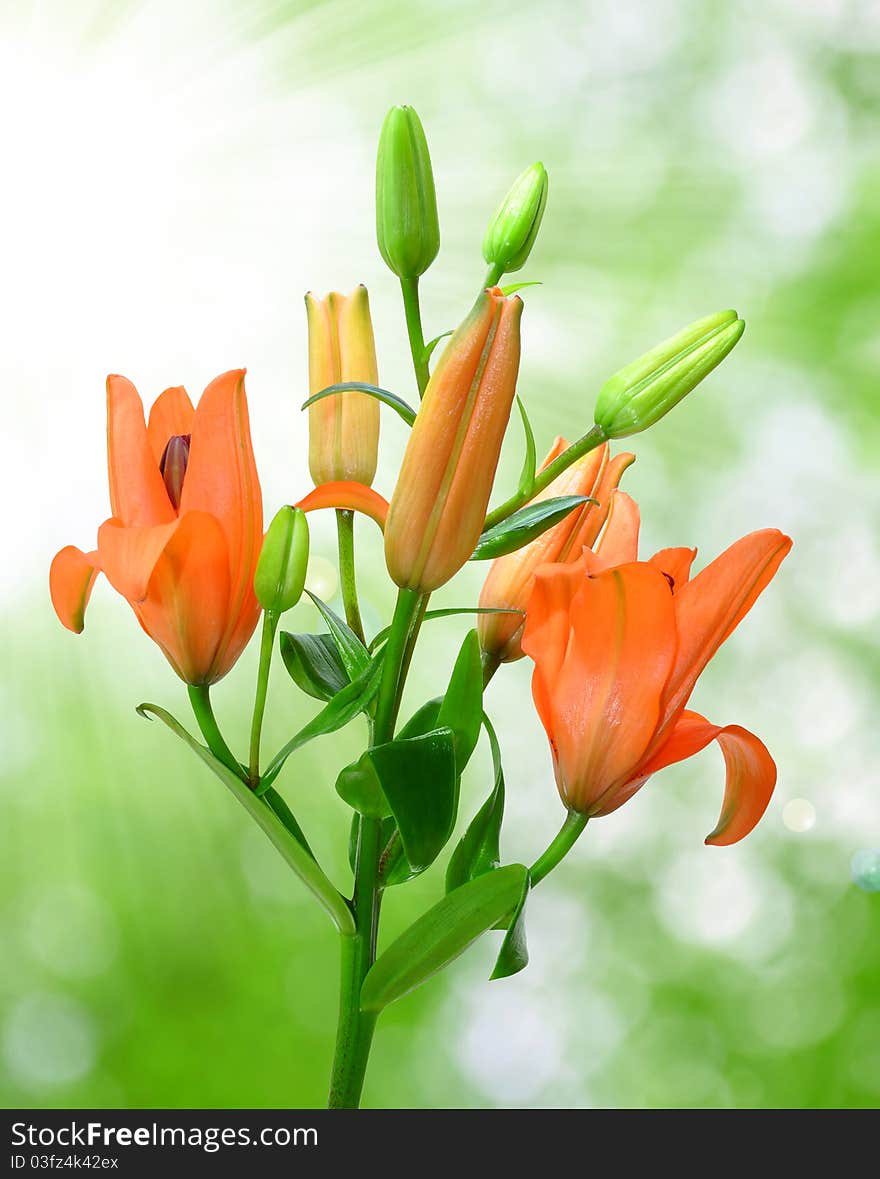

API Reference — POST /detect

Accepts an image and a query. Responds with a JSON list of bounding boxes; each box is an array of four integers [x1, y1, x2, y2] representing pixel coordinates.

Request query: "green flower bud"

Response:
[[376, 105, 440, 280], [482, 162, 548, 276], [254, 507, 310, 616], [594, 310, 745, 439]]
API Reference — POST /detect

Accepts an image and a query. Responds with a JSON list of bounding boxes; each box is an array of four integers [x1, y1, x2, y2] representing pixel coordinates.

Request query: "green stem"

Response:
[[484, 262, 504, 289], [248, 612, 278, 785], [327, 816, 380, 1109], [187, 684, 245, 782], [529, 811, 588, 887], [481, 649, 501, 689], [327, 588, 424, 1108], [400, 274, 431, 398], [336, 509, 365, 644], [373, 589, 423, 743], [483, 424, 608, 531]]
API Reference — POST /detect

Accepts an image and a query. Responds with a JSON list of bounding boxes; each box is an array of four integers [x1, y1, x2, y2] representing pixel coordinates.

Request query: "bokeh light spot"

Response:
[[782, 798, 816, 833], [3, 993, 97, 1090], [851, 849, 880, 893]]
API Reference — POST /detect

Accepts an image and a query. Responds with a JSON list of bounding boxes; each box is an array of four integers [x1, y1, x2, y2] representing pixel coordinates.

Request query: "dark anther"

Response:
[[159, 434, 191, 510], [662, 571, 675, 592]]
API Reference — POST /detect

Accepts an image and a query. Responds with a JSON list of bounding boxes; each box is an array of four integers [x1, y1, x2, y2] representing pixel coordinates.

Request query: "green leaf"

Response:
[[423, 330, 453, 363], [437, 630, 482, 771], [471, 495, 594, 560], [446, 713, 505, 893], [368, 727, 458, 872], [136, 703, 354, 936], [260, 651, 384, 790], [490, 870, 530, 980], [361, 863, 529, 1012], [279, 631, 348, 701], [499, 280, 543, 296], [335, 749, 391, 818], [262, 786, 315, 858], [514, 396, 537, 500], [397, 697, 442, 739], [301, 382, 416, 428], [369, 607, 520, 652], [305, 592, 370, 681]]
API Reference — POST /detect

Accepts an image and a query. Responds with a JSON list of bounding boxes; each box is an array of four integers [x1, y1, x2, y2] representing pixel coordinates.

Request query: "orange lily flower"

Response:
[[521, 494, 792, 844], [478, 437, 634, 662], [49, 370, 263, 685]]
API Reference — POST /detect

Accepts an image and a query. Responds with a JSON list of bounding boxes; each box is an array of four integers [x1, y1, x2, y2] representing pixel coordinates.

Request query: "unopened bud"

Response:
[[482, 162, 548, 276], [594, 310, 745, 439], [254, 507, 310, 616], [376, 105, 440, 280]]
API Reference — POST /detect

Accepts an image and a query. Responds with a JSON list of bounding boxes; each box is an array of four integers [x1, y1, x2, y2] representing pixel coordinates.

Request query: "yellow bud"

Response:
[[306, 285, 380, 486]]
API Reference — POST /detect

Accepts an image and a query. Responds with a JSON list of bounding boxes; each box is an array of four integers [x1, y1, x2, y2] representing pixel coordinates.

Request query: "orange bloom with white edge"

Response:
[[306, 286, 380, 487], [521, 491, 792, 845], [478, 438, 634, 662], [385, 286, 523, 592], [49, 370, 263, 685]]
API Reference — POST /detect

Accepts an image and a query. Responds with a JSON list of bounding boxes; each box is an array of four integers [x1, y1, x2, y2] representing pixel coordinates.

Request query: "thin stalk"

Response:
[[483, 424, 607, 531], [481, 649, 501, 689], [483, 262, 504, 289], [400, 274, 431, 397], [336, 509, 366, 644], [529, 811, 589, 887], [187, 684, 245, 782], [327, 588, 424, 1108], [248, 612, 278, 785]]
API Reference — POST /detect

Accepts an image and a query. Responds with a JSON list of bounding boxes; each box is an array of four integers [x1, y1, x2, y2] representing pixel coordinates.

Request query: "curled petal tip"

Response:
[[296, 481, 389, 531]]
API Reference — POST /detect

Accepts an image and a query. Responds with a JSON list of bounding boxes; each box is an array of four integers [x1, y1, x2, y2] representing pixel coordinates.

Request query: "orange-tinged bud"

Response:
[[478, 439, 634, 662], [306, 285, 380, 487], [384, 287, 523, 592]]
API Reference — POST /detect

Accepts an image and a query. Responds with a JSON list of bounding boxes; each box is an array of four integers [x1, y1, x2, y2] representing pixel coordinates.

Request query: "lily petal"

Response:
[[147, 386, 195, 464], [661, 529, 792, 722], [180, 369, 263, 656], [135, 511, 232, 684], [572, 450, 635, 552], [633, 709, 776, 846], [535, 562, 678, 813], [593, 489, 640, 568], [650, 546, 697, 590], [107, 375, 177, 527], [296, 481, 390, 530], [97, 517, 182, 604], [49, 546, 99, 633]]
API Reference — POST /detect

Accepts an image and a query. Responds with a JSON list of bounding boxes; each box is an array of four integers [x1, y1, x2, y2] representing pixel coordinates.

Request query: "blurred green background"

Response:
[[3, 0, 879, 1109]]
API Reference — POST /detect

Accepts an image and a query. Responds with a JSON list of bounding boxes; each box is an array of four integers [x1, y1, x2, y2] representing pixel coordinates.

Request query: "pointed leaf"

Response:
[[361, 864, 529, 1012], [423, 330, 453, 363], [335, 749, 391, 818], [500, 281, 543, 295], [514, 396, 537, 500], [260, 651, 384, 789], [370, 727, 458, 873], [490, 870, 530, 980], [471, 495, 595, 560], [437, 630, 482, 771], [446, 713, 505, 893], [280, 631, 348, 701], [397, 697, 442, 739], [301, 381, 416, 427], [305, 591, 370, 681], [136, 704, 354, 935]]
